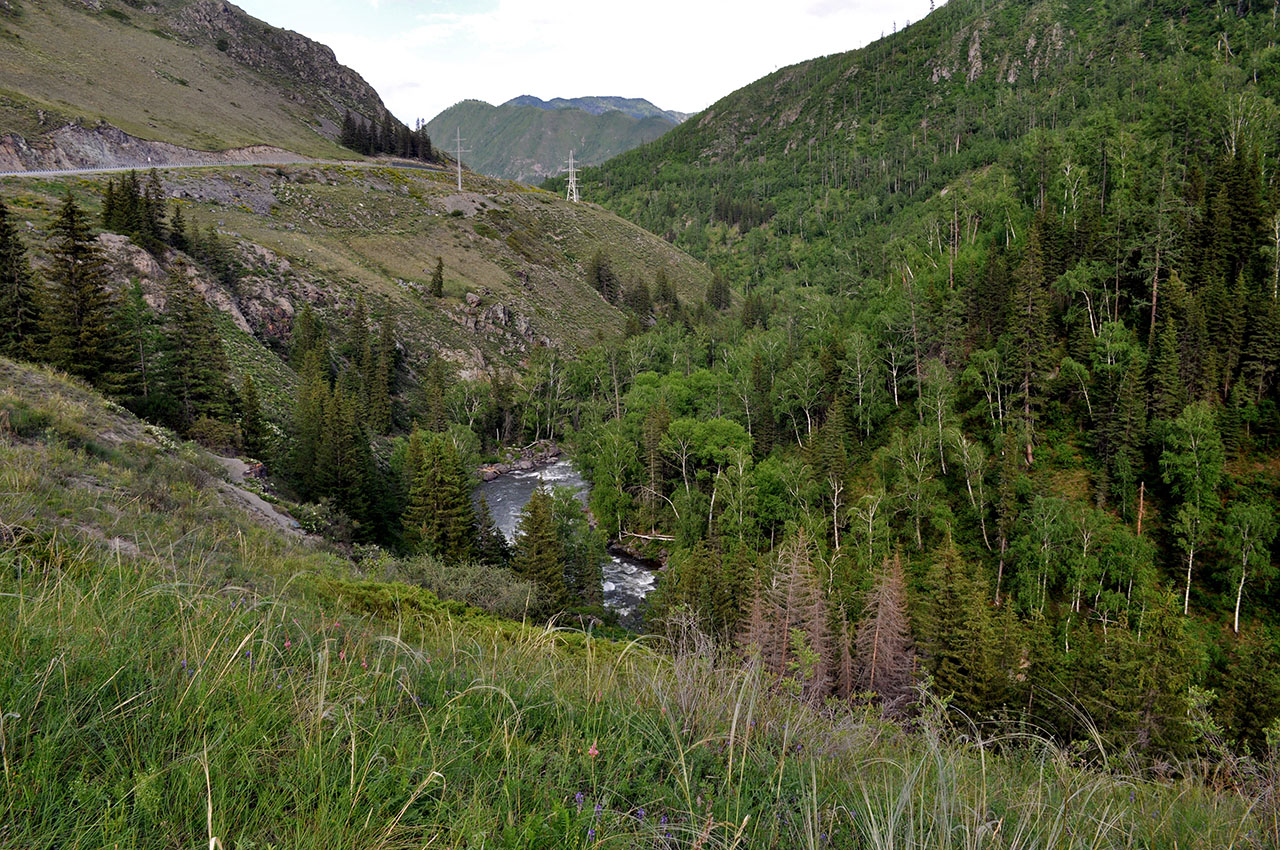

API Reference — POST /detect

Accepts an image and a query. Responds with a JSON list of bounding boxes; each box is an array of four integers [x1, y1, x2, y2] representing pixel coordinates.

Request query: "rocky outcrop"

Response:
[[477, 441, 562, 481], [452, 291, 552, 349], [166, 0, 389, 125], [0, 122, 306, 172]]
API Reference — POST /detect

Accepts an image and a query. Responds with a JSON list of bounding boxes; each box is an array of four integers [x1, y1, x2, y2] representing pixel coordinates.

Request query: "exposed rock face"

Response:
[[0, 122, 306, 172], [166, 0, 389, 125]]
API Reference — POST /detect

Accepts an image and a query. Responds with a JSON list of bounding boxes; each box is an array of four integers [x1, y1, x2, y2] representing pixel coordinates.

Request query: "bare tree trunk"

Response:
[[1184, 545, 1196, 616]]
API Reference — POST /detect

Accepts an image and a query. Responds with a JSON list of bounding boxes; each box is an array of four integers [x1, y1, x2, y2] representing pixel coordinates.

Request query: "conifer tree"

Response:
[[1240, 293, 1279, 403], [402, 432, 475, 559], [431, 256, 444, 298], [706, 271, 731, 311], [291, 303, 327, 367], [1216, 626, 1280, 754], [239, 374, 267, 459], [420, 356, 450, 433], [1008, 214, 1053, 467], [920, 538, 1004, 717], [340, 110, 358, 149], [118, 278, 164, 415], [289, 347, 330, 498], [162, 265, 234, 430], [1148, 314, 1184, 423], [754, 530, 831, 704], [0, 200, 41, 359], [750, 352, 776, 458], [641, 398, 672, 527], [142, 169, 166, 251], [855, 553, 916, 715], [43, 192, 125, 391], [552, 487, 605, 608], [653, 267, 675, 305], [1100, 594, 1193, 757], [367, 318, 395, 433], [317, 384, 376, 536], [475, 494, 510, 566], [511, 486, 565, 617], [168, 202, 189, 252]]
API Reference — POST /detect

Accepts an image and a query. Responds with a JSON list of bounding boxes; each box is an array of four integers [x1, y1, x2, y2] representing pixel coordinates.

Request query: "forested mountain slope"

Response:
[[426, 98, 679, 184], [534, 0, 1280, 757]]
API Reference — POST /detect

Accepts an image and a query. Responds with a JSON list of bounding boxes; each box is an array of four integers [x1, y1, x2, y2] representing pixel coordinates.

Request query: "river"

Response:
[[476, 458, 658, 627]]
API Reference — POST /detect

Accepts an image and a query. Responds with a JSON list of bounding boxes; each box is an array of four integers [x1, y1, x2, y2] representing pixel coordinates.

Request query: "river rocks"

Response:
[[476, 440, 563, 480]]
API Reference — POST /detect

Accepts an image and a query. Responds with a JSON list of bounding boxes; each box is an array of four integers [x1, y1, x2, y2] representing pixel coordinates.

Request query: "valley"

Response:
[[1, 0, 1280, 846]]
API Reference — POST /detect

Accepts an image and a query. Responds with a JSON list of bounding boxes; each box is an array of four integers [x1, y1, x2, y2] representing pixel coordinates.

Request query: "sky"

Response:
[[232, 0, 944, 125]]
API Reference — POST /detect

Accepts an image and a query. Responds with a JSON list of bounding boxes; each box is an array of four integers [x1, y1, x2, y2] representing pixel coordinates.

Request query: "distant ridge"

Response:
[[503, 96, 690, 125], [425, 96, 685, 185]]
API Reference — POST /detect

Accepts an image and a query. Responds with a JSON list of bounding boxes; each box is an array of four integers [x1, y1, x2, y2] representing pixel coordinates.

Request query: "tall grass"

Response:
[[0, 537, 1271, 849]]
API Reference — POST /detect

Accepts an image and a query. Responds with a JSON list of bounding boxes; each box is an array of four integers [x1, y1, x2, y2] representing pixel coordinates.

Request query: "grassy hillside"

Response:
[[0, 161, 711, 394], [427, 99, 677, 185], [1, 356, 1273, 848], [0, 0, 389, 162]]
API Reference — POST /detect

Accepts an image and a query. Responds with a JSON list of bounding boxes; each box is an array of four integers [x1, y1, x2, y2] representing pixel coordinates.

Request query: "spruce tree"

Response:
[[706, 272, 731, 311], [367, 318, 395, 433], [1148, 315, 1184, 423], [1100, 595, 1193, 757], [551, 487, 605, 608], [118, 278, 164, 415], [430, 256, 444, 298], [920, 538, 1004, 717], [512, 486, 565, 617], [289, 347, 330, 498], [168, 202, 189, 252], [0, 200, 41, 360], [751, 352, 776, 458], [317, 384, 375, 536], [43, 192, 125, 391], [239, 374, 267, 459], [475, 494, 510, 566], [854, 553, 916, 715], [653, 267, 675, 305], [402, 432, 475, 559], [162, 265, 234, 430]]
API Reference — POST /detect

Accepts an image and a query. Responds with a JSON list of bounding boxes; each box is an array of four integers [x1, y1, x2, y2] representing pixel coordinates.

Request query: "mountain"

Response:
[[563, 0, 1280, 289], [425, 97, 683, 184], [505, 95, 690, 124], [542, 0, 1280, 754], [0, 0, 402, 167]]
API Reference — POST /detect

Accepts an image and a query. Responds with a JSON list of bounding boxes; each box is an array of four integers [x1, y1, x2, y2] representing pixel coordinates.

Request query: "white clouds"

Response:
[[235, 0, 941, 123]]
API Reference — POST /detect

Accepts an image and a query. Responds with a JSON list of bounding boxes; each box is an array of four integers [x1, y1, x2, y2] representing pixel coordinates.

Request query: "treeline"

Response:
[[339, 110, 436, 162], [390, 145, 1280, 761], [0, 193, 244, 444]]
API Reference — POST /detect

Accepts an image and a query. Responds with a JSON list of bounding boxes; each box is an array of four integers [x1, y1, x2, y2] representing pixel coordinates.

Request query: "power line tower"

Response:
[[454, 127, 471, 191], [564, 150, 580, 203]]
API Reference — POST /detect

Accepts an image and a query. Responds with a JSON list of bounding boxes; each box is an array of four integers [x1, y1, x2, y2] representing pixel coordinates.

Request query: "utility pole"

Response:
[[454, 127, 470, 191], [564, 150, 579, 203]]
